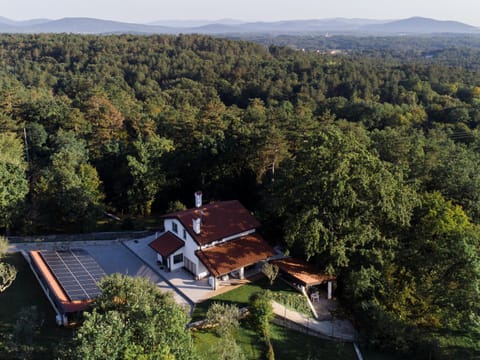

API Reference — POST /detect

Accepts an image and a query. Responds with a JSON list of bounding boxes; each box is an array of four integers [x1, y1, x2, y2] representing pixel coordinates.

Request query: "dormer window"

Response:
[[183, 229, 187, 239], [172, 222, 178, 234]]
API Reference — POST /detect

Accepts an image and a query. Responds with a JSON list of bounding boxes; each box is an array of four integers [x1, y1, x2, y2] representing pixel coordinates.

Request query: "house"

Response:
[[149, 192, 275, 289]]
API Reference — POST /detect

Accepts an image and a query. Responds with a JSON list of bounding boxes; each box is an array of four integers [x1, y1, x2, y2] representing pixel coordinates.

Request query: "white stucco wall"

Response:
[[169, 247, 185, 271], [164, 219, 181, 237], [163, 218, 209, 278]]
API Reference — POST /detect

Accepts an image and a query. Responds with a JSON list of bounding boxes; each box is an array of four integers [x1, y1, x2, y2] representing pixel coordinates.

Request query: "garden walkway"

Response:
[[271, 301, 356, 342]]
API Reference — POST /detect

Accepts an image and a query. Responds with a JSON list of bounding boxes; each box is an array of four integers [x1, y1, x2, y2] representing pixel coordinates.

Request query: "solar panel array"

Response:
[[40, 249, 106, 301]]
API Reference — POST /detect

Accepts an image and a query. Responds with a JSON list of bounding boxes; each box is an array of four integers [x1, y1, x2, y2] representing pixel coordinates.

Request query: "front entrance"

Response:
[[161, 255, 168, 268]]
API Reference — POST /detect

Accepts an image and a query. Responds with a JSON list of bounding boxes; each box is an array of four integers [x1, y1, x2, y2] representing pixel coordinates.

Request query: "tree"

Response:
[[353, 192, 480, 355], [166, 200, 187, 213], [425, 136, 480, 221], [73, 274, 196, 360], [204, 302, 245, 360], [0, 262, 17, 293], [206, 302, 240, 337], [14, 306, 41, 345], [32, 130, 103, 232], [0, 132, 28, 232], [262, 263, 279, 286], [126, 134, 173, 215], [249, 292, 274, 339], [400, 192, 480, 329], [84, 94, 125, 159], [268, 124, 416, 272], [0, 236, 16, 293], [252, 124, 290, 183], [249, 291, 274, 360]]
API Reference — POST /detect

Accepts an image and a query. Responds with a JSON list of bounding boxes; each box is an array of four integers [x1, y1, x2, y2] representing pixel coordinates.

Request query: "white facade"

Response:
[[163, 218, 208, 278], [155, 246, 184, 272]]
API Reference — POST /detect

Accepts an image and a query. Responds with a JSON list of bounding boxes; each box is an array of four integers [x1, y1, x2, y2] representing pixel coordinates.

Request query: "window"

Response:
[[183, 229, 187, 239], [173, 253, 183, 264], [172, 222, 178, 233]]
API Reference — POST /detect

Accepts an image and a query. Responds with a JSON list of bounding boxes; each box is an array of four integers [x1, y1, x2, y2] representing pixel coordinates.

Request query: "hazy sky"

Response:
[[2, 0, 480, 26]]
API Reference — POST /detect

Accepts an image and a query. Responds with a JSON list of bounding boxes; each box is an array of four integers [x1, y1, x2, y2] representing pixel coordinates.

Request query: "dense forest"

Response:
[[1, 33, 480, 358]]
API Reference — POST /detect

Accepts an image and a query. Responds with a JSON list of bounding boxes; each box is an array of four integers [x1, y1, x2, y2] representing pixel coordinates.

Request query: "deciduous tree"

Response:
[[126, 134, 173, 215], [32, 130, 103, 232], [0, 133, 28, 232], [0, 236, 16, 293], [73, 274, 196, 360], [262, 263, 279, 286]]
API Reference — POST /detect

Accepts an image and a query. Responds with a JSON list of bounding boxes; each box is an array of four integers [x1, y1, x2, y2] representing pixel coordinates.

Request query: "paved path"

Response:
[[311, 294, 337, 320], [272, 301, 356, 342]]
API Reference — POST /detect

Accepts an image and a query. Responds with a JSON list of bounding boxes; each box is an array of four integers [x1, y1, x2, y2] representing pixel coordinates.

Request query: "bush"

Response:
[[206, 302, 240, 336], [249, 291, 274, 338], [250, 292, 275, 360]]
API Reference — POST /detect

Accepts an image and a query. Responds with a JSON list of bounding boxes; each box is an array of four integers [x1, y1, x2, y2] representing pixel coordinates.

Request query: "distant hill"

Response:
[[0, 16, 477, 35], [361, 17, 480, 34], [40, 18, 173, 34], [0, 17, 176, 34], [235, 19, 389, 33], [0, 17, 50, 27], [147, 19, 245, 27]]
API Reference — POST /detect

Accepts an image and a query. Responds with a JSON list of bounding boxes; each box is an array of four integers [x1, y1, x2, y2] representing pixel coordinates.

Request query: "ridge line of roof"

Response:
[[160, 200, 241, 218], [159, 200, 260, 247]]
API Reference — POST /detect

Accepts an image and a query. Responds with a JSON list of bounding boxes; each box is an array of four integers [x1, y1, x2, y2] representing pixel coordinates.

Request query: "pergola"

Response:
[[271, 257, 336, 299]]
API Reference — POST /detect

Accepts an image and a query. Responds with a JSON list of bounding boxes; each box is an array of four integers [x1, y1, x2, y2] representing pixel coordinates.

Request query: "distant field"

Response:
[[0, 252, 73, 359]]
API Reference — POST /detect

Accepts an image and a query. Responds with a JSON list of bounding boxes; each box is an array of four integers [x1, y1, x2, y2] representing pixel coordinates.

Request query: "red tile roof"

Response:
[[196, 233, 275, 277], [271, 258, 336, 287], [163, 200, 261, 246], [149, 232, 184, 257]]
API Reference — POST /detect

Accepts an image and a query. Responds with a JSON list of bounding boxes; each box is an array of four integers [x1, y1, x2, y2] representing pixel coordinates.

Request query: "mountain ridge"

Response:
[[0, 16, 477, 35], [362, 16, 480, 34]]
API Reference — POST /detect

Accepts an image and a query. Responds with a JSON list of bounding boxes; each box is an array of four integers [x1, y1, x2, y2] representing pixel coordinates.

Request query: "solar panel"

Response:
[[40, 249, 106, 302]]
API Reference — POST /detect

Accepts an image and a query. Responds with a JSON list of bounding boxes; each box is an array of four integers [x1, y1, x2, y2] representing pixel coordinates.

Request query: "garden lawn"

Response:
[[0, 252, 73, 358], [192, 275, 312, 321], [193, 321, 356, 360]]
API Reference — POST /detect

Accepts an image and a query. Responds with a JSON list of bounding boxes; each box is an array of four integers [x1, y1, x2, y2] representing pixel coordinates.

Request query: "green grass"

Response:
[[0, 253, 73, 359], [193, 321, 356, 360], [271, 323, 356, 360], [192, 276, 313, 321], [193, 325, 263, 359]]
